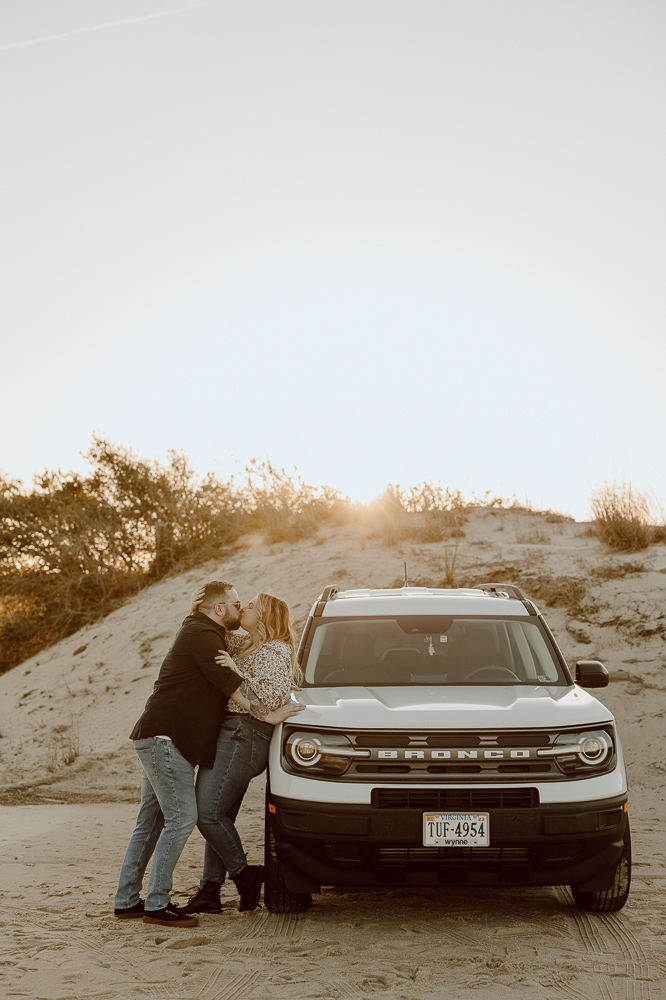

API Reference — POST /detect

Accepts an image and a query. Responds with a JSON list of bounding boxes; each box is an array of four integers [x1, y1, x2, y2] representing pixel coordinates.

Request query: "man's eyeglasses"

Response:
[[217, 601, 241, 610]]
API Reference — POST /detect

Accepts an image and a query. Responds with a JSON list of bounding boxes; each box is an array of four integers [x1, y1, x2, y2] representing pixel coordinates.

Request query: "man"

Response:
[[114, 580, 279, 928]]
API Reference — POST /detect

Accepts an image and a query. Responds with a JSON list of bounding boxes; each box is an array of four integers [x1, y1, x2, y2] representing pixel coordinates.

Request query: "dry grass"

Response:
[[590, 561, 647, 582], [241, 459, 347, 544], [387, 538, 461, 589], [366, 483, 467, 546], [441, 539, 460, 586], [432, 539, 461, 587], [469, 493, 575, 521], [396, 559, 587, 616], [589, 481, 663, 552], [525, 574, 587, 615], [458, 561, 587, 616], [46, 722, 79, 772], [514, 520, 551, 545]]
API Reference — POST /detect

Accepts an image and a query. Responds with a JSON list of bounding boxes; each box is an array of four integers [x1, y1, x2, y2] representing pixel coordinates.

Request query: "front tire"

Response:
[[570, 821, 631, 913], [264, 791, 312, 914]]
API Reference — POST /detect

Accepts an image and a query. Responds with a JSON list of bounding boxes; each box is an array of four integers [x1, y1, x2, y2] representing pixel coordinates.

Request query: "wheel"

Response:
[[570, 821, 631, 913], [464, 666, 521, 682], [264, 791, 312, 914]]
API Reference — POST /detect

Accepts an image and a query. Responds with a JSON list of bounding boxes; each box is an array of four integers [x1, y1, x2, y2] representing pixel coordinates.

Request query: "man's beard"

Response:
[[223, 610, 242, 630]]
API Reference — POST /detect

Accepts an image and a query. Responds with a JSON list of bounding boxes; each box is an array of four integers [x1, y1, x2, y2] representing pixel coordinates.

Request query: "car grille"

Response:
[[355, 763, 551, 776], [344, 730, 560, 781], [377, 846, 531, 864], [323, 843, 532, 864], [371, 787, 539, 810], [320, 841, 584, 881]]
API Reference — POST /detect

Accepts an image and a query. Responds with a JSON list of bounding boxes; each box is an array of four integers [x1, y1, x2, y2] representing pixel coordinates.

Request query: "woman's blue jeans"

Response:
[[115, 737, 197, 911], [196, 713, 273, 883]]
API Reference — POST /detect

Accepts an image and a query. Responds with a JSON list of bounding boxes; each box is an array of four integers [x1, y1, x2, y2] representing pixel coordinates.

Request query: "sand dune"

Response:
[[1, 510, 665, 999]]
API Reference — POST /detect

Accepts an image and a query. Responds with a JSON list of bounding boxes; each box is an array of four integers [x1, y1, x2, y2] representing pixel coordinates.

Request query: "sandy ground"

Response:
[[1, 786, 664, 1000], [1, 510, 666, 999]]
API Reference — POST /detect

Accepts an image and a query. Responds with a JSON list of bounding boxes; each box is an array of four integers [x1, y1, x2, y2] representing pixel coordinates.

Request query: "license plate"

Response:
[[423, 812, 490, 847]]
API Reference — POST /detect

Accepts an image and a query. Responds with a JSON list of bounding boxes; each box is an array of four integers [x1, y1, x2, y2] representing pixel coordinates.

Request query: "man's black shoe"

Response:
[[182, 880, 222, 914], [142, 903, 198, 927], [232, 864, 264, 912], [114, 900, 145, 919]]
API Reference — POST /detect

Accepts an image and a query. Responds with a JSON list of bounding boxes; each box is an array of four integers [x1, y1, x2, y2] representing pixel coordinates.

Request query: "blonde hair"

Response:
[[241, 593, 302, 683]]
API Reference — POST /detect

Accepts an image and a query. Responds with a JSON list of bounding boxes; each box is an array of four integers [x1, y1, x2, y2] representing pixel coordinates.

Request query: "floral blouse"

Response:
[[226, 633, 292, 715]]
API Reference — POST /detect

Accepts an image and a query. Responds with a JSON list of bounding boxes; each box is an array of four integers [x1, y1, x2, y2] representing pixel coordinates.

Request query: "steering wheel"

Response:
[[464, 666, 521, 682], [321, 670, 353, 684]]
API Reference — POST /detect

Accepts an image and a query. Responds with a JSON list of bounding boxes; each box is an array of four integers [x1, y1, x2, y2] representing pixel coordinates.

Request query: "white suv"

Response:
[[264, 584, 630, 914]]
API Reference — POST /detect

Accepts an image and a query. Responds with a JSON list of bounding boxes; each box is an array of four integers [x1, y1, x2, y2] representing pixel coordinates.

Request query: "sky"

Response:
[[1, 0, 665, 520]]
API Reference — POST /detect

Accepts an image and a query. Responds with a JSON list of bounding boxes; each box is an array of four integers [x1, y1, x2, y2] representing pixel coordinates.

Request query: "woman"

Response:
[[184, 591, 303, 914]]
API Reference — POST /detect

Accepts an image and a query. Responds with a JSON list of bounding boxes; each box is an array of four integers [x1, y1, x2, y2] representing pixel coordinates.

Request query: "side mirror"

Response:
[[576, 660, 609, 688]]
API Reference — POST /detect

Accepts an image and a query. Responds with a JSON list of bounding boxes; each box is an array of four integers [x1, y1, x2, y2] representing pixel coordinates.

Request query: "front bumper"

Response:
[[269, 791, 628, 894]]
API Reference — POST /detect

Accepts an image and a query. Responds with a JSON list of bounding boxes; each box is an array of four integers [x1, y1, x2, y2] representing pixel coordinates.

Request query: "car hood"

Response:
[[291, 684, 614, 730]]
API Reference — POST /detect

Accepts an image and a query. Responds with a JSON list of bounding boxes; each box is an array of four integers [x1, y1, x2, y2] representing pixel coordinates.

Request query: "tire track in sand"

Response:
[[553, 983, 602, 1000], [401, 918, 477, 952], [554, 888, 607, 954], [141, 984, 210, 999], [554, 889, 653, 1000], [207, 970, 263, 1000], [25, 916, 154, 983], [231, 912, 361, 998], [602, 914, 652, 980], [192, 967, 246, 999], [325, 975, 365, 999], [236, 910, 299, 940], [606, 983, 654, 1000], [571, 909, 651, 983]]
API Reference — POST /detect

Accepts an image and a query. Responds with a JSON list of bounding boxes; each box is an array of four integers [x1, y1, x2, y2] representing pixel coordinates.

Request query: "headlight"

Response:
[[284, 731, 370, 776], [537, 729, 614, 775]]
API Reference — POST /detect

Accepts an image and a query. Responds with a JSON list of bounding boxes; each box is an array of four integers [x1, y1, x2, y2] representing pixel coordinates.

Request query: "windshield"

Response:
[[301, 615, 568, 686]]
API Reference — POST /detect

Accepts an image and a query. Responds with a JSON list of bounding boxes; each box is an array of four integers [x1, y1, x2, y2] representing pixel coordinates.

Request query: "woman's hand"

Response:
[[263, 701, 306, 725], [215, 650, 236, 670], [190, 586, 206, 614]]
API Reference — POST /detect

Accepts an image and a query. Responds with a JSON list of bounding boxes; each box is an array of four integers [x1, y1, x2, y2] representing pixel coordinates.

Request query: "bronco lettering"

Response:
[[369, 747, 538, 761]]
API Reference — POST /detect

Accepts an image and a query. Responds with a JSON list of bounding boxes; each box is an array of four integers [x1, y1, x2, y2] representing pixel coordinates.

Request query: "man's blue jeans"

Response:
[[115, 737, 197, 911], [196, 714, 273, 883]]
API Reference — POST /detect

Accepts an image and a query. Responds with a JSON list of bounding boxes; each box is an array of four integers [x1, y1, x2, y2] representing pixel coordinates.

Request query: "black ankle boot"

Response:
[[231, 864, 264, 911], [182, 880, 222, 914]]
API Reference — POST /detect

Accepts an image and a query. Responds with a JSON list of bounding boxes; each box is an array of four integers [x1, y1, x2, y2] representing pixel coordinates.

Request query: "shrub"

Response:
[[365, 482, 467, 545], [0, 438, 241, 673], [589, 481, 657, 552], [524, 574, 587, 615], [84, 437, 242, 567], [403, 483, 467, 542], [240, 459, 349, 544], [364, 486, 407, 546], [0, 443, 358, 672]]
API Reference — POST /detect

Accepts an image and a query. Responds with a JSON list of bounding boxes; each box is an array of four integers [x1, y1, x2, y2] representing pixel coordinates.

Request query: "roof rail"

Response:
[[320, 585, 339, 602], [476, 582, 527, 601]]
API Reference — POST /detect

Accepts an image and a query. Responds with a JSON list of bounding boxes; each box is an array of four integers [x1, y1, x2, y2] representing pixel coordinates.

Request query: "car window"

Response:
[[301, 616, 566, 685]]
